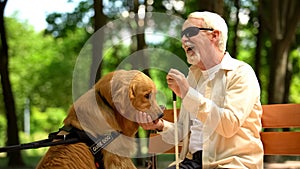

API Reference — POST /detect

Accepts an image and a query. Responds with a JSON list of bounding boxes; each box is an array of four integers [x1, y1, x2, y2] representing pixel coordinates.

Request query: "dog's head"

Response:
[[64, 70, 163, 137], [129, 71, 164, 120], [109, 70, 164, 122]]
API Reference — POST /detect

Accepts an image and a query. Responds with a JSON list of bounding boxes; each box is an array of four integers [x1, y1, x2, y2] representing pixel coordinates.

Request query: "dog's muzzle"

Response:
[[154, 105, 165, 121], [157, 112, 164, 119]]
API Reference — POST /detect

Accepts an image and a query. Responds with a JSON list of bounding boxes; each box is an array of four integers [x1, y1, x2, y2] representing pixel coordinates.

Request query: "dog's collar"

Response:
[[97, 91, 116, 111]]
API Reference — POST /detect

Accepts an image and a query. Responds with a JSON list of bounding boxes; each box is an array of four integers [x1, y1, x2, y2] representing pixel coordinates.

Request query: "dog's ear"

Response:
[[129, 83, 136, 100]]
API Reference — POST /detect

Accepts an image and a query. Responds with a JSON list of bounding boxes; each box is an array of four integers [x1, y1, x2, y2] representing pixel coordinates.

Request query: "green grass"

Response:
[[0, 155, 42, 169], [0, 148, 47, 169], [156, 154, 175, 169]]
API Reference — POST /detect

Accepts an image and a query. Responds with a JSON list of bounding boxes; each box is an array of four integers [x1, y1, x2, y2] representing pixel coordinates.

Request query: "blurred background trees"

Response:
[[0, 0, 300, 168]]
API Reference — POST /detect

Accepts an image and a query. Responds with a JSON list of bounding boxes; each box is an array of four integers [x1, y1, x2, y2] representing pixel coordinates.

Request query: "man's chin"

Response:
[[187, 57, 200, 65], [187, 53, 201, 65], [187, 60, 199, 65]]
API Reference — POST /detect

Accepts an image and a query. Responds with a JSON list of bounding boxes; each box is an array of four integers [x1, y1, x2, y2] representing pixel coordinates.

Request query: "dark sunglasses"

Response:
[[181, 27, 214, 38]]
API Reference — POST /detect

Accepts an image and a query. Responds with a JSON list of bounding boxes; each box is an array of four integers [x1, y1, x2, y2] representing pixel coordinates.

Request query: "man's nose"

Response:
[[181, 35, 189, 42]]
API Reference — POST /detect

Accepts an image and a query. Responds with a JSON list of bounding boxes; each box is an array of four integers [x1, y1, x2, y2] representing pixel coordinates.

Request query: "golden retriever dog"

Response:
[[36, 70, 163, 169]]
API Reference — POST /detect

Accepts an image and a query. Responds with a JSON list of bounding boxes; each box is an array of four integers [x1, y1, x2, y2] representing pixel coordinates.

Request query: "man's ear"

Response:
[[211, 30, 220, 40], [129, 83, 136, 100]]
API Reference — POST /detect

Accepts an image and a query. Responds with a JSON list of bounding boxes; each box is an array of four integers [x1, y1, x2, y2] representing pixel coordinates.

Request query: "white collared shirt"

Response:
[[189, 63, 221, 154], [162, 53, 264, 169]]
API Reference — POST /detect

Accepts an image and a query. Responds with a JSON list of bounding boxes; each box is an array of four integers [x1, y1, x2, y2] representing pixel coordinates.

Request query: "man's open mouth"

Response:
[[185, 41, 194, 52], [187, 46, 194, 52]]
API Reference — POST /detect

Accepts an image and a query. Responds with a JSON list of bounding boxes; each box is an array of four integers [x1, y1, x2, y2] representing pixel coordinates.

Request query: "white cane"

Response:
[[173, 92, 179, 169]]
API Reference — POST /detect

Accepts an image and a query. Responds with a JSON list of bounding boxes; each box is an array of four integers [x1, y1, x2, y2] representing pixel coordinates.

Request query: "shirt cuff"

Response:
[[159, 120, 173, 133]]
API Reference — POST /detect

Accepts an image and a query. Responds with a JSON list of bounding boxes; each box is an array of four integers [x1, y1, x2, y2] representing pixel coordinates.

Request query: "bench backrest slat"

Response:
[[261, 132, 300, 155], [262, 104, 300, 128], [162, 109, 180, 122]]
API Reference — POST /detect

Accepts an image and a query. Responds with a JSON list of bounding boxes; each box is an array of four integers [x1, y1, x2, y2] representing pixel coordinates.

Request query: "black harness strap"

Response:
[[89, 131, 121, 169], [60, 127, 121, 169], [0, 127, 81, 152], [0, 126, 120, 169]]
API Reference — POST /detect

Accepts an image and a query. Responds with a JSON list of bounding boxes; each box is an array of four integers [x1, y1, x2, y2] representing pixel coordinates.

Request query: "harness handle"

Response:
[[0, 132, 81, 153]]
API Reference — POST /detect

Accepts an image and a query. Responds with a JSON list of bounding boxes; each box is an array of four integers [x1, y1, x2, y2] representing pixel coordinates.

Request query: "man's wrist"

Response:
[[155, 119, 164, 132]]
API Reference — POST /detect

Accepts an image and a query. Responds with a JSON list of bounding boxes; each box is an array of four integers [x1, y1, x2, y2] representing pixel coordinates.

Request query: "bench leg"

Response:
[[146, 154, 157, 169]]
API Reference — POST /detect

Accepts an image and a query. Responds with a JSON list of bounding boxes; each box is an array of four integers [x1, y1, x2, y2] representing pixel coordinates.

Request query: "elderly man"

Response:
[[138, 11, 263, 169]]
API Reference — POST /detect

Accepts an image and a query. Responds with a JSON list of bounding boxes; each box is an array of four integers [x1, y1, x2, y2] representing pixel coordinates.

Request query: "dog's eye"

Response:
[[144, 93, 151, 99]]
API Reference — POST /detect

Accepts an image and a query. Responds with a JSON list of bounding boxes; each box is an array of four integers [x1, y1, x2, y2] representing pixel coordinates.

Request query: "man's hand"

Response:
[[136, 112, 164, 131], [166, 68, 189, 98]]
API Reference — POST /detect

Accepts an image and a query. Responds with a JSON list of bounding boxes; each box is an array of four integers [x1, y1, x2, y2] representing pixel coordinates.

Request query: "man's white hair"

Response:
[[188, 11, 228, 53]]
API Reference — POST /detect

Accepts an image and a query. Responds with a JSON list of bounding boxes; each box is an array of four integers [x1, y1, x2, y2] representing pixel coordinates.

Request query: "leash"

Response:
[[0, 126, 120, 169], [0, 126, 81, 152]]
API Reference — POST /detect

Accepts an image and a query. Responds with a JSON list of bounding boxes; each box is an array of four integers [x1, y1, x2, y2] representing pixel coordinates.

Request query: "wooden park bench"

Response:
[[148, 104, 300, 168]]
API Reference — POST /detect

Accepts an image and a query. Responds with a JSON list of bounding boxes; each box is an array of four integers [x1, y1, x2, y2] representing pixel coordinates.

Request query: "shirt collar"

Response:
[[220, 52, 239, 71], [189, 52, 238, 72], [188, 52, 239, 80]]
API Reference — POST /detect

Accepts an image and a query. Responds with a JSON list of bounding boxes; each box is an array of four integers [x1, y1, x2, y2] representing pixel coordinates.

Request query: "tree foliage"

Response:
[[1, 0, 300, 167]]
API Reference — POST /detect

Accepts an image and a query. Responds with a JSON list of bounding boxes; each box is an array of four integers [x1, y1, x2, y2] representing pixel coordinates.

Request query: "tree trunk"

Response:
[[259, 0, 300, 162], [131, 0, 149, 76], [268, 40, 289, 103], [196, 0, 224, 16], [254, 5, 263, 86], [260, 0, 300, 104], [230, 0, 240, 59], [90, 0, 106, 86], [283, 59, 292, 103], [0, 0, 25, 166]]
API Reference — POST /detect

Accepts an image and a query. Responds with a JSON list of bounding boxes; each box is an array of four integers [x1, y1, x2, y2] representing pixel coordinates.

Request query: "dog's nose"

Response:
[[158, 112, 164, 119]]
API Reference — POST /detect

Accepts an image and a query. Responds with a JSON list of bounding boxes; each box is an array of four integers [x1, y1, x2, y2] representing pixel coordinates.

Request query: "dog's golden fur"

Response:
[[36, 70, 163, 169]]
